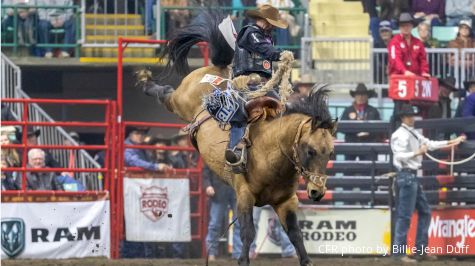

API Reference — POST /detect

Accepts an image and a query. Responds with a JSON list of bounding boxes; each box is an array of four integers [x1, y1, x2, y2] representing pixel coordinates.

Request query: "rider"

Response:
[[225, 4, 289, 169]]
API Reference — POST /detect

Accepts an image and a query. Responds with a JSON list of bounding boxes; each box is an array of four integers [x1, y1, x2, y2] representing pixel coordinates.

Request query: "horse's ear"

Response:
[[330, 119, 338, 136]]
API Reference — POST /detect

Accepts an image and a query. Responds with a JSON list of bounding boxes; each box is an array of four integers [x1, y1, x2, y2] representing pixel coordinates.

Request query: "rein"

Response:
[[280, 118, 328, 190]]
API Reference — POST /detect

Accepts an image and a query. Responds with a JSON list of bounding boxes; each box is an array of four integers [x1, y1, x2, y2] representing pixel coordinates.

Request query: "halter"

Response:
[[287, 118, 328, 190]]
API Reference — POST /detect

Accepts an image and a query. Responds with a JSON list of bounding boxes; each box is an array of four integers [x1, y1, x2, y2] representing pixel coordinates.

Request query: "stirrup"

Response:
[[225, 146, 247, 174]]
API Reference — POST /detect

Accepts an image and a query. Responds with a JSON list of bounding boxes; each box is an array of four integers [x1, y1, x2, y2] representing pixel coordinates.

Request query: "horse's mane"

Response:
[[159, 2, 234, 80], [285, 84, 334, 130]]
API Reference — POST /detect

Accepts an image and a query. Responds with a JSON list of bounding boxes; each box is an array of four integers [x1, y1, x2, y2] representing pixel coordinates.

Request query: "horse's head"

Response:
[[298, 121, 337, 201], [285, 84, 337, 201]]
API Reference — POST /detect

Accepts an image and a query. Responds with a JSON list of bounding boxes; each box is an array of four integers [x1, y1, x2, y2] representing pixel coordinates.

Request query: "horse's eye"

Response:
[[329, 151, 336, 160], [307, 148, 317, 157]]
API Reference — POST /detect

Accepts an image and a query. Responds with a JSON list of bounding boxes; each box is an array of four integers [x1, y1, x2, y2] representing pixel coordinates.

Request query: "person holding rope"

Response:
[[390, 104, 465, 263], [225, 4, 290, 171]]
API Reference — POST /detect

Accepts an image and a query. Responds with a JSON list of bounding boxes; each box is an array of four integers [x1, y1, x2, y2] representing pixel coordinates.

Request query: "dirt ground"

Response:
[[2, 257, 475, 266]]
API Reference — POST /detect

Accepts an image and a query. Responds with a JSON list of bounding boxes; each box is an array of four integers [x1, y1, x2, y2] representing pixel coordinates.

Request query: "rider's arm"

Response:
[[239, 30, 282, 61]]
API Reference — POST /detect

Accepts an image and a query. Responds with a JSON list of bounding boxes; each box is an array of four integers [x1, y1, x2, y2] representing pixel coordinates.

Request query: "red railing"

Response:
[[0, 98, 118, 255]]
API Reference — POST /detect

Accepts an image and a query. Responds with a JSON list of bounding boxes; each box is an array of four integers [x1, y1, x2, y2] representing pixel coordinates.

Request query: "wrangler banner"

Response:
[[254, 207, 391, 255], [123, 177, 191, 242], [1, 197, 110, 259], [407, 208, 475, 256]]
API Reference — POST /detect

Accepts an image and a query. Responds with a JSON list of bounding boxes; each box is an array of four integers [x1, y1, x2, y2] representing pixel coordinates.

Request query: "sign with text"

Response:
[[407, 208, 475, 255], [254, 208, 391, 255], [389, 75, 439, 102], [1, 199, 110, 259], [124, 177, 191, 242]]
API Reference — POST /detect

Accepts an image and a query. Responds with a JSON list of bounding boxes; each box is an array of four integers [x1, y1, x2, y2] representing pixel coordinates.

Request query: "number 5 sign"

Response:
[[389, 75, 439, 102]]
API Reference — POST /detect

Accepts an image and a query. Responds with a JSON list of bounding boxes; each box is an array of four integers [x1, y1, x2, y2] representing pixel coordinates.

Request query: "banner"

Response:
[[254, 208, 391, 255], [1, 199, 110, 259], [407, 208, 475, 255], [124, 177, 191, 242]]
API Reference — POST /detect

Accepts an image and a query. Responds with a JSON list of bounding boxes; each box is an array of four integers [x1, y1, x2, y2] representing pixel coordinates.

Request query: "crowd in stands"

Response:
[[2, 0, 77, 57]]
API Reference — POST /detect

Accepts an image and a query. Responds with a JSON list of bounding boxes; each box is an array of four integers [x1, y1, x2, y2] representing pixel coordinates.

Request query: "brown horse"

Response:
[[140, 10, 336, 266]]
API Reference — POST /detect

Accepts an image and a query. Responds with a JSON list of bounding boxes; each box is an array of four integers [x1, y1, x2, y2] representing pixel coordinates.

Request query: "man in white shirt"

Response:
[[390, 104, 465, 263]]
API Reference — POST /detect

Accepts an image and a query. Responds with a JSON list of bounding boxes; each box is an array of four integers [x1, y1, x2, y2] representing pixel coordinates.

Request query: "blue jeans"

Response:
[[206, 189, 242, 258], [250, 206, 295, 257], [393, 170, 431, 256], [37, 18, 76, 53], [145, 0, 154, 34]]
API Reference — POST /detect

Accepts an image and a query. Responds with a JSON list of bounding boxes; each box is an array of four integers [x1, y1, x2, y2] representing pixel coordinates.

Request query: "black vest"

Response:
[[232, 25, 273, 78]]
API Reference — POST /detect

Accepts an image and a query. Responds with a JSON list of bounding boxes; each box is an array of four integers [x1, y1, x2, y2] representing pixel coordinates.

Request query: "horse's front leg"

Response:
[[274, 195, 313, 266], [234, 174, 255, 266]]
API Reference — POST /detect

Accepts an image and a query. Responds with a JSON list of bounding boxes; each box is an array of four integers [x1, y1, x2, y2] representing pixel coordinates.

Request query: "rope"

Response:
[[425, 144, 475, 166]]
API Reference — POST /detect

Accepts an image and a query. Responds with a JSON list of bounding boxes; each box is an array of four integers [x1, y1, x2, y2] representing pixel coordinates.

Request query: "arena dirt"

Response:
[[2, 257, 475, 266]]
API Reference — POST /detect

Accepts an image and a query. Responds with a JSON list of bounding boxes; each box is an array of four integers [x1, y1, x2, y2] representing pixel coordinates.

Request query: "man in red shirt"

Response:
[[388, 12, 431, 78]]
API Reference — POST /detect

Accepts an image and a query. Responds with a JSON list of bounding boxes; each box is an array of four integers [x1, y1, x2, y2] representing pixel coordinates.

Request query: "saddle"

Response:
[[245, 96, 283, 123]]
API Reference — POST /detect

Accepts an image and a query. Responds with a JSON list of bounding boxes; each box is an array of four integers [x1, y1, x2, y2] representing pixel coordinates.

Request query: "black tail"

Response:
[[160, 7, 234, 78]]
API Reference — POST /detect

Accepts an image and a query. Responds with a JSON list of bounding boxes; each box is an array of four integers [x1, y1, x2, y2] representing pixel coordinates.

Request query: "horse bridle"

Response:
[[287, 118, 328, 191]]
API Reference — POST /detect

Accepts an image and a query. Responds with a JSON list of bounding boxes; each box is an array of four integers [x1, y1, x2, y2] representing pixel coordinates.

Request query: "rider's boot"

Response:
[[226, 124, 251, 174]]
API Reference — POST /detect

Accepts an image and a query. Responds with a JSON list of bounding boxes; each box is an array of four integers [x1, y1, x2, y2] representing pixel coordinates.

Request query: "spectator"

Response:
[[22, 127, 61, 168], [428, 77, 457, 119], [388, 12, 430, 125], [2, 0, 37, 47], [25, 148, 61, 190], [0, 132, 21, 167], [168, 129, 194, 169], [362, 0, 380, 42], [124, 126, 170, 172], [203, 165, 242, 261], [448, 19, 475, 75], [288, 74, 313, 104], [341, 83, 381, 160], [445, 0, 473, 26], [160, 0, 190, 39], [37, 0, 76, 58], [427, 77, 458, 139], [417, 22, 439, 48], [390, 104, 465, 262], [250, 206, 296, 259], [1, 103, 16, 122], [412, 0, 445, 26], [148, 135, 172, 166], [374, 20, 393, 48], [379, 0, 411, 27], [1, 157, 20, 190], [462, 76, 475, 139], [256, 0, 295, 46]]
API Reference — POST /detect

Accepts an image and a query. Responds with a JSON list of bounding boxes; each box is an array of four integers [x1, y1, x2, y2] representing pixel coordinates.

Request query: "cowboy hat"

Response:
[[397, 12, 417, 26], [464, 75, 475, 91], [246, 4, 288, 29], [349, 83, 377, 98], [295, 73, 314, 86], [148, 134, 171, 146], [398, 104, 418, 117], [125, 126, 150, 136], [438, 77, 457, 91]]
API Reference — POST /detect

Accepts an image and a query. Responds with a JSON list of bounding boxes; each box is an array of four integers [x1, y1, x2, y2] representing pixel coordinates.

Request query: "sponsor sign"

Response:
[[124, 177, 191, 242], [1, 200, 110, 259], [407, 208, 475, 255], [254, 208, 391, 255]]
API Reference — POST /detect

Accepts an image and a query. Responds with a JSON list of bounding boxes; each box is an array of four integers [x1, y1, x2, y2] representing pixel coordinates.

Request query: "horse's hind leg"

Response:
[[234, 174, 255, 266], [274, 195, 313, 266]]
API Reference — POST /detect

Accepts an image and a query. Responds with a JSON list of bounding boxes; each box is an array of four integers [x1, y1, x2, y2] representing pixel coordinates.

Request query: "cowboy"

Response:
[[428, 77, 458, 139], [391, 104, 465, 263], [341, 83, 381, 159], [225, 4, 289, 170]]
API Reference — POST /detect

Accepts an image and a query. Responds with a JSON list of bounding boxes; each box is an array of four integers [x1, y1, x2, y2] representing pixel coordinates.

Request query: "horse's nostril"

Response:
[[310, 190, 318, 196]]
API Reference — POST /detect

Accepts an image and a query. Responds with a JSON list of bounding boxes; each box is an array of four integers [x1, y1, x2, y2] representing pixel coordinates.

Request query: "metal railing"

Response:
[[80, 0, 160, 49], [301, 37, 373, 87], [461, 48, 475, 86], [1, 4, 81, 56], [373, 48, 460, 88], [1, 53, 103, 190]]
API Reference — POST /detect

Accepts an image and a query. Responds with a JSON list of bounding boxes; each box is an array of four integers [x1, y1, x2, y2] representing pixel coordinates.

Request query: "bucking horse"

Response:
[[138, 9, 337, 266]]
